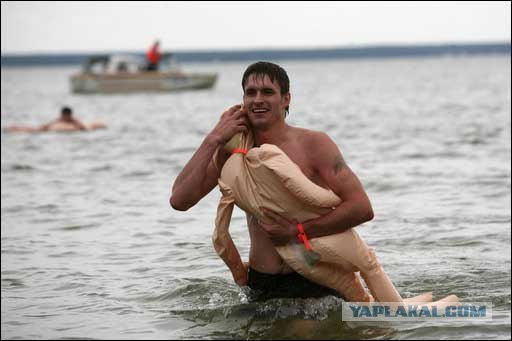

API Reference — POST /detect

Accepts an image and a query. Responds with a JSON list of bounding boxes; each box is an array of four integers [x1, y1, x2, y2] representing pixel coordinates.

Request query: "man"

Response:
[[145, 40, 161, 71], [5, 106, 89, 132], [39, 106, 87, 131], [170, 62, 374, 300]]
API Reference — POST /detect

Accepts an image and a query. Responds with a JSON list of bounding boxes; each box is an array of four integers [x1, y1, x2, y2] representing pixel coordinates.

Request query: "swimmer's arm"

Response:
[[302, 132, 374, 239], [39, 119, 59, 131], [71, 119, 87, 130]]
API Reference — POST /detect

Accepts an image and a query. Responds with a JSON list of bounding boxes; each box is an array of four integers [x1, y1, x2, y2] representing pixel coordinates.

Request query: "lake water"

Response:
[[1, 56, 511, 339]]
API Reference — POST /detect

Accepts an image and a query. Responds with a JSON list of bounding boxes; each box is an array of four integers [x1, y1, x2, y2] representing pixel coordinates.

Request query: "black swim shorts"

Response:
[[246, 267, 341, 301]]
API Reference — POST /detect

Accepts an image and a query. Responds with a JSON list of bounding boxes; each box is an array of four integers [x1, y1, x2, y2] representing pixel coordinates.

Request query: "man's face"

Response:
[[243, 74, 290, 129]]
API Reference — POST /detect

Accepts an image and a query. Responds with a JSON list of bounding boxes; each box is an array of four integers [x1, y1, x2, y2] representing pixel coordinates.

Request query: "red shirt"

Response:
[[146, 44, 161, 64]]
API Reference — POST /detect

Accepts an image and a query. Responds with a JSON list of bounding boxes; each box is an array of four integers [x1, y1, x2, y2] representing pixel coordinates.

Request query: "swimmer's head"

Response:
[[61, 106, 72, 118]]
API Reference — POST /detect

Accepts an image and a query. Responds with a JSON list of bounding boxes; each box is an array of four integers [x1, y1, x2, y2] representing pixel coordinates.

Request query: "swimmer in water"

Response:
[[4, 106, 106, 133]]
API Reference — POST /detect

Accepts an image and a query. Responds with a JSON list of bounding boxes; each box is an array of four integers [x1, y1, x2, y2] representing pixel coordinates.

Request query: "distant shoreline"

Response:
[[1, 42, 510, 67]]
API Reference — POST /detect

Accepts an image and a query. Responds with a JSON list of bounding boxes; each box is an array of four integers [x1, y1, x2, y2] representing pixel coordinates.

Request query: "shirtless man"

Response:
[[5, 106, 104, 133], [40, 106, 87, 131], [170, 62, 374, 300]]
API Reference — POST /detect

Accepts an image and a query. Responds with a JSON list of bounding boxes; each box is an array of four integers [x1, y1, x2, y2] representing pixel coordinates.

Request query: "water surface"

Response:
[[1, 56, 510, 339]]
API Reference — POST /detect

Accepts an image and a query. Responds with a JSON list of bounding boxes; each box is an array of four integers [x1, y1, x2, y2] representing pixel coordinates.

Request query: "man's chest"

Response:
[[278, 142, 323, 186]]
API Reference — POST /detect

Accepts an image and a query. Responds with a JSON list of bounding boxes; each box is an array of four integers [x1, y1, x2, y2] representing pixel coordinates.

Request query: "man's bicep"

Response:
[[314, 133, 365, 200], [74, 120, 87, 129], [327, 166, 367, 202], [203, 147, 229, 191], [211, 146, 231, 174]]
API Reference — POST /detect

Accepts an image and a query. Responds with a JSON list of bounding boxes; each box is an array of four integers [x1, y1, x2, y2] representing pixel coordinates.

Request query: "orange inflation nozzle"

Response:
[[231, 148, 248, 155], [297, 223, 312, 250]]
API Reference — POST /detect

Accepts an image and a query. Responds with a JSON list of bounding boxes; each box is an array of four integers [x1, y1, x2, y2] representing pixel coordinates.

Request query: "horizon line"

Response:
[[2, 40, 510, 57]]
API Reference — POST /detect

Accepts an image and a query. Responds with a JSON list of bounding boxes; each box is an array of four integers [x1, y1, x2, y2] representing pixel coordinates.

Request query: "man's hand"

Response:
[[234, 261, 250, 287], [259, 207, 298, 246], [209, 104, 248, 145], [170, 104, 248, 211]]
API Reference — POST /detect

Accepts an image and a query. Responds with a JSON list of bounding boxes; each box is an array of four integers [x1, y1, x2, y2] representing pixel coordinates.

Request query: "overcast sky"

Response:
[[1, 1, 510, 54]]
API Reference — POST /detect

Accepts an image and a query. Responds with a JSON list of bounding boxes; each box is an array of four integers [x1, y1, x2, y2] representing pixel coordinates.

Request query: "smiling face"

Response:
[[243, 73, 290, 130]]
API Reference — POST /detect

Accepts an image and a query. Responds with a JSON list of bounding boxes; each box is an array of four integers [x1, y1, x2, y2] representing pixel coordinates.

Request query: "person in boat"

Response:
[[4, 106, 105, 133], [145, 40, 161, 71], [170, 62, 459, 305]]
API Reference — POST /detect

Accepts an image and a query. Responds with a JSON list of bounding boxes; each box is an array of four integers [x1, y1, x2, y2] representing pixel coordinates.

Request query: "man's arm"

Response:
[[71, 118, 87, 130], [170, 104, 248, 211], [301, 132, 374, 238], [39, 119, 59, 131]]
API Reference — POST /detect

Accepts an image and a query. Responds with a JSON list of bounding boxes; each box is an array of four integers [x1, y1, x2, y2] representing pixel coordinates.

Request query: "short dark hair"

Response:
[[242, 61, 290, 116], [61, 106, 72, 116]]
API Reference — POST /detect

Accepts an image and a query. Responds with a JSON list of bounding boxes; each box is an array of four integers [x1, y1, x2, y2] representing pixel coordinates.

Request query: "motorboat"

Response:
[[70, 53, 217, 94]]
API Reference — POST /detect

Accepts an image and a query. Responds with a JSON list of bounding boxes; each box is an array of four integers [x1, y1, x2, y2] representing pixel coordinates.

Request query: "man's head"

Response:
[[241, 62, 291, 129], [61, 106, 72, 118]]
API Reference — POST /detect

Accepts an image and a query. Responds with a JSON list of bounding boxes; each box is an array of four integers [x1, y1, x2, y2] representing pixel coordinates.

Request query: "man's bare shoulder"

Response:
[[292, 127, 343, 175], [292, 127, 336, 150]]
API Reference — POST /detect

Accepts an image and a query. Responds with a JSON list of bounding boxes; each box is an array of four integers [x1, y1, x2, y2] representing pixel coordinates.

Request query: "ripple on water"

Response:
[[8, 164, 36, 171], [54, 223, 100, 231], [121, 170, 154, 178], [1, 277, 25, 287], [47, 251, 81, 258], [89, 165, 113, 172]]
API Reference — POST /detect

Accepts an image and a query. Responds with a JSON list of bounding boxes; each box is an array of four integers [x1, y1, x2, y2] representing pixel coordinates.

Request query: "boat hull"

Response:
[[70, 72, 217, 94]]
